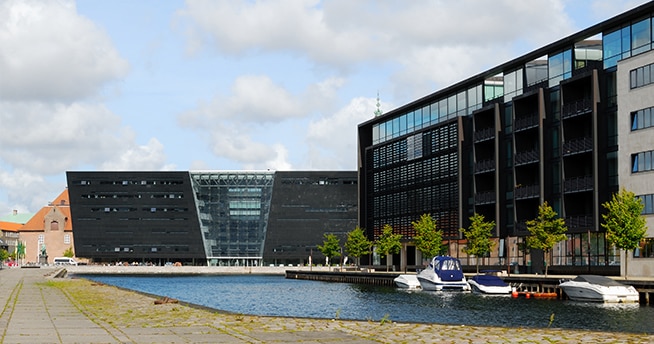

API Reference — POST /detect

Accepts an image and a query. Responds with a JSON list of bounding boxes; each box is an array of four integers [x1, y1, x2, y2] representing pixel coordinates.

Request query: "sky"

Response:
[[0, 0, 651, 214]]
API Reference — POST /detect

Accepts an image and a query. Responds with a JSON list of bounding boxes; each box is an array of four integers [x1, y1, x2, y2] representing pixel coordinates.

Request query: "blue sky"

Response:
[[0, 0, 650, 213]]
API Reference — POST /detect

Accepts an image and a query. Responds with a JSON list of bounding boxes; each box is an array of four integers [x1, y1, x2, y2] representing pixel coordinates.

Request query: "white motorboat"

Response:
[[558, 275, 639, 303], [417, 256, 470, 291], [394, 274, 421, 289], [468, 274, 513, 294]]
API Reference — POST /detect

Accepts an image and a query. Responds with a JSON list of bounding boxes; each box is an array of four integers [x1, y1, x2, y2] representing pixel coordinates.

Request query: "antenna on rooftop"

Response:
[[374, 91, 383, 117]]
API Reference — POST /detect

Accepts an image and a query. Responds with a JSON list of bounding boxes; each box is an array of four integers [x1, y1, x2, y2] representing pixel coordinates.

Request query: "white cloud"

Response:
[[0, 0, 129, 102], [304, 96, 384, 170], [100, 138, 176, 171], [178, 75, 346, 169], [0, 169, 62, 213]]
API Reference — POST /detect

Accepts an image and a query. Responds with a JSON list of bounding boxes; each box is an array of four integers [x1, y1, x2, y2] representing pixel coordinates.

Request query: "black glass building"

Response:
[[358, 2, 654, 276], [66, 170, 357, 266]]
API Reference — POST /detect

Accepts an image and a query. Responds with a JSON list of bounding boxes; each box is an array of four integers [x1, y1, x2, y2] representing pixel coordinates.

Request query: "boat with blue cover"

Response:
[[468, 273, 513, 294], [417, 256, 470, 291]]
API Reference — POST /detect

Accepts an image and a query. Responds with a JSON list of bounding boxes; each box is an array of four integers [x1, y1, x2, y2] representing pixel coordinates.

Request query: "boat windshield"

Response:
[[439, 259, 460, 271]]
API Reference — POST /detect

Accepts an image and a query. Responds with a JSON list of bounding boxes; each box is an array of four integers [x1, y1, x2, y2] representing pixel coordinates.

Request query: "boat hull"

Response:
[[418, 275, 470, 291], [559, 280, 639, 303], [394, 274, 421, 289], [468, 279, 512, 294]]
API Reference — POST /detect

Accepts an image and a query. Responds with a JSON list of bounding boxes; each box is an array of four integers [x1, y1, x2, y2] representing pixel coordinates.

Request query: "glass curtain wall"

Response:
[[191, 172, 274, 266]]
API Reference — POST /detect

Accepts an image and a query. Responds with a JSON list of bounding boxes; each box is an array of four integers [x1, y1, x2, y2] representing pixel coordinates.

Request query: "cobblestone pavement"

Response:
[[0, 267, 652, 343]]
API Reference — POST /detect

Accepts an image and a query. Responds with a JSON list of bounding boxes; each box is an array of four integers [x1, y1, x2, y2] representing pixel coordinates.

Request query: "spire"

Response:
[[374, 91, 383, 117]]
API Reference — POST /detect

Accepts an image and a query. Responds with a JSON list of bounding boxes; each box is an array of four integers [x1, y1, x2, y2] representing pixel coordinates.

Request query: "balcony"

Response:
[[565, 214, 594, 229], [514, 184, 539, 200], [514, 114, 539, 132], [562, 98, 592, 119], [564, 175, 593, 193], [475, 191, 496, 205], [474, 127, 494, 142], [562, 137, 593, 156], [475, 159, 495, 174], [515, 149, 539, 166]]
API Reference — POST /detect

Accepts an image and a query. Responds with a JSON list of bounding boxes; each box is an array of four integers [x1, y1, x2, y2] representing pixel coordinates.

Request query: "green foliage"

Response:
[[63, 246, 75, 258], [344, 226, 372, 267], [16, 241, 25, 259], [460, 213, 496, 273], [601, 188, 648, 251], [525, 202, 568, 276], [317, 233, 341, 264], [412, 214, 444, 259], [0, 249, 8, 262], [375, 224, 402, 259]]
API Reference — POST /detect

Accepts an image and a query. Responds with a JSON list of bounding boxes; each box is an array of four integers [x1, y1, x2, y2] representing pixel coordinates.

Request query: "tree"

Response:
[[601, 188, 648, 278], [376, 224, 402, 272], [412, 213, 444, 263], [525, 202, 568, 276], [460, 213, 496, 274], [0, 249, 8, 264], [344, 226, 372, 269], [63, 246, 75, 258], [317, 233, 341, 268]]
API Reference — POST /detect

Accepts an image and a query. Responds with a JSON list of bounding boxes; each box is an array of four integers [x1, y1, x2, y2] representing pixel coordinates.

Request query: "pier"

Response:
[[285, 270, 654, 305]]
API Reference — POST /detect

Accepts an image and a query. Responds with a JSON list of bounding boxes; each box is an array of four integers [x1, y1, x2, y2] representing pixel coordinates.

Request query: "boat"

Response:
[[558, 275, 639, 303], [468, 274, 513, 294], [417, 256, 470, 291], [394, 274, 421, 289]]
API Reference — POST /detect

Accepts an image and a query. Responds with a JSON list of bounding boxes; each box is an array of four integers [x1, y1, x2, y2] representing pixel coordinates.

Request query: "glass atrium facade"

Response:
[[191, 171, 274, 266]]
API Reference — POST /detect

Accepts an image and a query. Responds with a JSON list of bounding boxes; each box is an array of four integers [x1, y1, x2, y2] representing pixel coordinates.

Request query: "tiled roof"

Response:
[[0, 212, 34, 224], [17, 189, 72, 232], [0, 221, 22, 232]]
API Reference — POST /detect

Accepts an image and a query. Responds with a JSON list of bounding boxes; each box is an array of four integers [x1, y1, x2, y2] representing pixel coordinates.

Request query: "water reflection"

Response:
[[78, 274, 653, 334]]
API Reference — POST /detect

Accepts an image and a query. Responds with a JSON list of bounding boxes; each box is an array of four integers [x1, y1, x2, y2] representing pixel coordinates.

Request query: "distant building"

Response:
[[357, 2, 654, 277], [66, 171, 357, 266], [0, 210, 33, 259], [17, 190, 74, 264]]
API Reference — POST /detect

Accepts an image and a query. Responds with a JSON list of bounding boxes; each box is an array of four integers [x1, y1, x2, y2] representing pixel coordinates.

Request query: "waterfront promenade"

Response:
[[1, 266, 653, 343]]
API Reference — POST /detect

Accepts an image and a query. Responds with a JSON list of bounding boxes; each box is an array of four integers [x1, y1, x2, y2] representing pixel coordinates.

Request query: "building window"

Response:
[[631, 17, 651, 55], [50, 221, 59, 231], [635, 238, 654, 258], [638, 194, 654, 214], [631, 150, 654, 173], [64, 234, 70, 244], [631, 106, 654, 130], [548, 50, 572, 87], [38, 234, 44, 245], [629, 62, 654, 89]]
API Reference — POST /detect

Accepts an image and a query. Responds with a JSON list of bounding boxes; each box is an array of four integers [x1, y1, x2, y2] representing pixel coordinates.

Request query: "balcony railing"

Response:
[[562, 98, 592, 119], [564, 175, 593, 193], [514, 184, 539, 200], [474, 127, 495, 142], [515, 149, 539, 166], [475, 191, 496, 205], [514, 114, 539, 132], [475, 159, 495, 173], [562, 137, 593, 156], [565, 214, 594, 229]]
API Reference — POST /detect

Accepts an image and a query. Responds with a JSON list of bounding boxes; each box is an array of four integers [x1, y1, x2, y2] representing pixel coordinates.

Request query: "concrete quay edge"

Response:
[[0, 266, 653, 344]]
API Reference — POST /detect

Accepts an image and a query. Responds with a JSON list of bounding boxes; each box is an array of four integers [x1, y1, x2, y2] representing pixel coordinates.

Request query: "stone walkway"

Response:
[[0, 267, 652, 343]]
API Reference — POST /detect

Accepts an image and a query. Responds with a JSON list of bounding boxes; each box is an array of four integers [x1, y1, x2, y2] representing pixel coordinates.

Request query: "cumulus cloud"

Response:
[[0, 0, 129, 102], [177, 1, 574, 90], [179, 75, 345, 169], [304, 96, 385, 170]]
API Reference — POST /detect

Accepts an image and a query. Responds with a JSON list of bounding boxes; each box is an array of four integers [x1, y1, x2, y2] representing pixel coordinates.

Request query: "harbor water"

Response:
[[78, 274, 654, 334]]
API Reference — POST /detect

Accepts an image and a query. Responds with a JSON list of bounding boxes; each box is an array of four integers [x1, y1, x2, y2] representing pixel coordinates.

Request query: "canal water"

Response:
[[78, 274, 654, 334]]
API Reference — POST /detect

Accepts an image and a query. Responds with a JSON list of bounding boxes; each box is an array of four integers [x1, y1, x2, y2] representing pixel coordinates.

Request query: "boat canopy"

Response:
[[470, 275, 508, 287], [572, 275, 627, 287]]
